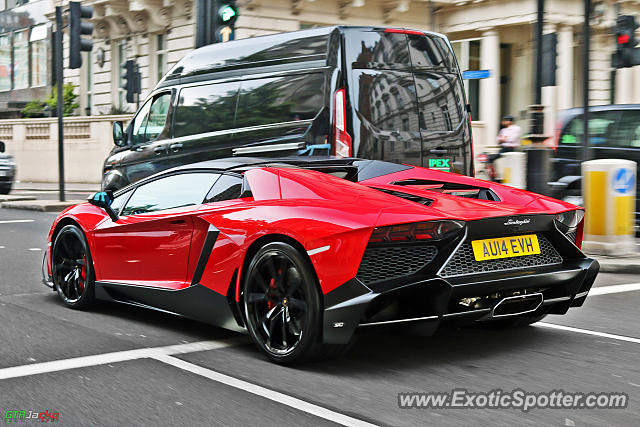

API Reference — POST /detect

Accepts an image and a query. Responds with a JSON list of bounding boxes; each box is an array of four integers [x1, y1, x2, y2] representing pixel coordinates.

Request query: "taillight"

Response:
[[333, 88, 352, 157], [554, 210, 585, 248], [369, 220, 465, 244]]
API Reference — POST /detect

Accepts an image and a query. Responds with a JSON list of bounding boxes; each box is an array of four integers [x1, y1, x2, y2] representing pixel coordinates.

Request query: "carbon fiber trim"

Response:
[[356, 245, 437, 284]]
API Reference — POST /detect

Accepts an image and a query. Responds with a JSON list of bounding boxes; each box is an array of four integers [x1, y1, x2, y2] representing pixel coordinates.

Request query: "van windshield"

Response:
[[345, 29, 472, 176]]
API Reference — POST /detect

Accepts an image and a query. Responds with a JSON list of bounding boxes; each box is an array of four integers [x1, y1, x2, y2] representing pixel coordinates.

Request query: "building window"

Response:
[[30, 24, 47, 87], [156, 34, 167, 84], [0, 33, 10, 91], [115, 40, 127, 108], [13, 28, 28, 89]]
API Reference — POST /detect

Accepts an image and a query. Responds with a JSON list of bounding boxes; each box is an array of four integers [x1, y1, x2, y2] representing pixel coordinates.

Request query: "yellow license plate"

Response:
[[471, 234, 540, 261]]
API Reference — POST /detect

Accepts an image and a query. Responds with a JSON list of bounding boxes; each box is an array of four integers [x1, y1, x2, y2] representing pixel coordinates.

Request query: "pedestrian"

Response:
[[496, 115, 521, 153]]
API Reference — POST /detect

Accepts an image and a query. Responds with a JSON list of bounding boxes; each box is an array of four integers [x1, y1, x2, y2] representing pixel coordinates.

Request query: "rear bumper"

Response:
[[322, 257, 599, 344]]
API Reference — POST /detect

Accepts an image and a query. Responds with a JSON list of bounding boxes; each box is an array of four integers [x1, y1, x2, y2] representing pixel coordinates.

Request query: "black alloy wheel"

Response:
[[243, 242, 322, 364], [52, 225, 95, 309]]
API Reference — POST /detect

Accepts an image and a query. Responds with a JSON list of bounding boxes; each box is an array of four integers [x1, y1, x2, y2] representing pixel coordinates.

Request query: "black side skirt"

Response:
[[95, 281, 244, 333]]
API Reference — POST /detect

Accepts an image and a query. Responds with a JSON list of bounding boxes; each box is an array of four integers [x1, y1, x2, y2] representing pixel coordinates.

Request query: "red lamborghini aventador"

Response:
[[43, 158, 599, 364]]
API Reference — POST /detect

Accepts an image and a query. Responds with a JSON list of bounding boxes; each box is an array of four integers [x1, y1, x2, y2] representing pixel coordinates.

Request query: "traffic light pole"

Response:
[[582, 0, 590, 163], [55, 6, 65, 202]]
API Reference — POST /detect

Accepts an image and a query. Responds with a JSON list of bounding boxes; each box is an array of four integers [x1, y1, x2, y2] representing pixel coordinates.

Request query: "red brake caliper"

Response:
[[79, 256, 87, 293], [267, 277, 277, 310]]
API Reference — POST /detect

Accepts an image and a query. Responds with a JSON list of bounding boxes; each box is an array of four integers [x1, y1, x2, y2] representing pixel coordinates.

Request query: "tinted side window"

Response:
[[235, 74, 325, 128], [408, 34, 451, 69], [121, 173, 219, 216], [130, 99, 152, 145], [561, 111, 619, 146], [352, 69, 420, 132], [174, 82, 240, 138], [346, 31, 410, 70], [110, 190, 131, 215], [612, 110, 640, 147], [130, 93, 171, 145], [205, 174, 244, 203]]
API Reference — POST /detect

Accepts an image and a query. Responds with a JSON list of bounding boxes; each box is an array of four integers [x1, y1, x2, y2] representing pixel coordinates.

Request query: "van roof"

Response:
[[157, 25, 447, 88]]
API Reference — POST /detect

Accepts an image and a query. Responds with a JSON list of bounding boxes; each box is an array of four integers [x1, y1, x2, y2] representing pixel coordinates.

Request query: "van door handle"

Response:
[[169, 143, 183, 152], [153, 146, 166, 155], [429, 149, 448, 155]]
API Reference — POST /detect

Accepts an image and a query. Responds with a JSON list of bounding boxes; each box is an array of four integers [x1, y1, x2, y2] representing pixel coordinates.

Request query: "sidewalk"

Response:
[[1, 182, 95, 212]]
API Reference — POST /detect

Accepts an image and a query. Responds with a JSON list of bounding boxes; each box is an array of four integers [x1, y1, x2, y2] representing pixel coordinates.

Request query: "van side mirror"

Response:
[[0, 141, 5, 153], [88, 191, 119, 222], [112, 121, 127, 147]]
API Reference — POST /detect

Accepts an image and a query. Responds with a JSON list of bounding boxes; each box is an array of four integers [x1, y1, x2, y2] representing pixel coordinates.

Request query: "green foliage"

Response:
[[21, 83, 80, 118], [21, 100, 47, 118], [45, 83, 80, 116]]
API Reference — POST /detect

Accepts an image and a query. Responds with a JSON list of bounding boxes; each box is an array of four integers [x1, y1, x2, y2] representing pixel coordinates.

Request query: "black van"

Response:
[[103, 26, 473, 190]]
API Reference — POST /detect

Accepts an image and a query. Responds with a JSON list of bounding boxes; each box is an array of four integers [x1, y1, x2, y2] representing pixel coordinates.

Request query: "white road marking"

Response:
[[0, 246, 5, 249], [0, 337, 377, 426], [0, 339, 240, 380], [0, 219, 35, 224], [538, 323, 640, 345], [588, 283, 640, 296], [153, 354, 377, 427], [28, 248, 42, 251], [307, 245, 331, 256]]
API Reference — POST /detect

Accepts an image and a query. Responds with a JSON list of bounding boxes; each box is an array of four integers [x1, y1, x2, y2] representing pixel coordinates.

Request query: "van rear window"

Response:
[[346, 31, 410, 70]]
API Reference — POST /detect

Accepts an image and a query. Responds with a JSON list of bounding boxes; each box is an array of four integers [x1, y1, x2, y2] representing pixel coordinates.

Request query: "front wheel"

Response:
[[52, 224, 96, 309], [243, 242, 325, 364]]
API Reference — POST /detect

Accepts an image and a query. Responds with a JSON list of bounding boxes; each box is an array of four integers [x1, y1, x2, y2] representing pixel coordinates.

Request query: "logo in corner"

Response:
[[504, 218, 531, 226]]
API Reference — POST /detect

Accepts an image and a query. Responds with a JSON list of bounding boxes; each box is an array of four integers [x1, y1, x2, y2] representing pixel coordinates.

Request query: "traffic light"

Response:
[[215, 1, 238, 42], [614, 15, 639, 68], [121, 60, 136, 104], [68, 1, 93, 69]]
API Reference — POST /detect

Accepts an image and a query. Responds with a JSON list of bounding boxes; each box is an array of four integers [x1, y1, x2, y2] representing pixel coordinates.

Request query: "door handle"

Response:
[[153, 146, 166, 155], [169, 219, 186, 225], [169, 143, 183, 152], [429, 149, 448, 155], [134, 146, 146, 152]]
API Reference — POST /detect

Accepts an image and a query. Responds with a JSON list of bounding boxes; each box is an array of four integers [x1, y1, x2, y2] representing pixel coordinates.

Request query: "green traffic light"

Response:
[[220, 5, 236, 22]]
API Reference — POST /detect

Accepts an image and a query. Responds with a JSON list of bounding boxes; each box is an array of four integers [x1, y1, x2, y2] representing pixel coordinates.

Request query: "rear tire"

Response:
[[242, 242, 348, 364], [0, 183, 11, 194], [52, 225, 96, 309]]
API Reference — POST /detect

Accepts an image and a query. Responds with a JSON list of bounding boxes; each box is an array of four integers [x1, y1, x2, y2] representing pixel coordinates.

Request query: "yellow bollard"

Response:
[[582, 159, 636, 255]]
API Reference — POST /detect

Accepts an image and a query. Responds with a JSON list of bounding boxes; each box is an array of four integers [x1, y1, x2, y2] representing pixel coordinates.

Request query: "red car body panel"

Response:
[[44, 159, 596, 345]]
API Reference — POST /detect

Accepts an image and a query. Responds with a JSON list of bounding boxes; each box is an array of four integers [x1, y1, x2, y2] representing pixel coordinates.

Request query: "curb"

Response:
[[1, 200, 84, 212], [593, 258, 640, 275], [0, 195, 37, 202]]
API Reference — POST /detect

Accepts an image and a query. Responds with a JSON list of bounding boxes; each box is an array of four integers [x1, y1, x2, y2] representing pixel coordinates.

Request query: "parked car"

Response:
[[45, 157, 598, 364], [0, 141, 16, 194], [550, 104, 640, 232], [102, 26, 473, 191]]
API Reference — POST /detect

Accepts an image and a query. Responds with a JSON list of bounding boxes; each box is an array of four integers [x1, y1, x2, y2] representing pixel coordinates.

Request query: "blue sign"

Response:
[[612, 168, 635, 195], [462, 70, 491, 80]]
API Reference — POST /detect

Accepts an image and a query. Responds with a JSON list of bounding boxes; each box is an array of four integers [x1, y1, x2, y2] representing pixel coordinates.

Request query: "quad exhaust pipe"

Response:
[[491, 293, 543, 318]]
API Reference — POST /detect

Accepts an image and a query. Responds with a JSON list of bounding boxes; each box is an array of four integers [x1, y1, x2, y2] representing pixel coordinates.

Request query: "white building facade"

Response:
[[42, 0, 640, 145]]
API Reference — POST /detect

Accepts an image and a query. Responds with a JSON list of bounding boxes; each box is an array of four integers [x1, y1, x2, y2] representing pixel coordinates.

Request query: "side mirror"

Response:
[[112, 121, 127, 147], [0, 141, 5, 153], [88, 191, 119, 222]]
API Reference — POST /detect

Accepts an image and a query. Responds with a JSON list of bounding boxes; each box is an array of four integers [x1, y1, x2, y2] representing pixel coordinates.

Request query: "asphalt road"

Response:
[[1, 208, 639, 426]]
